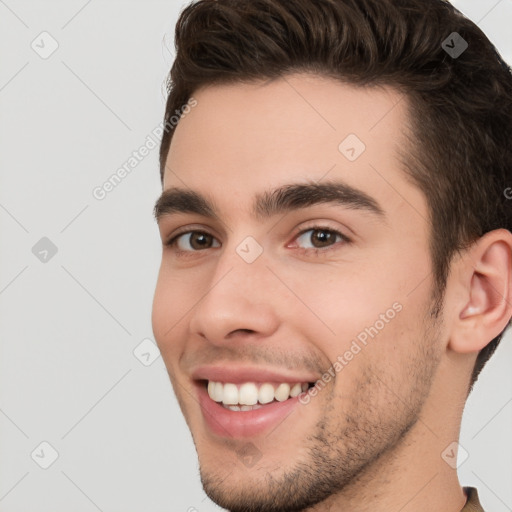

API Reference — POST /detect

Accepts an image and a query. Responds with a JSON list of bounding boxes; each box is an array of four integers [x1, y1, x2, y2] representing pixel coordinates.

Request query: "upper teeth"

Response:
[[207, 381, 309, 406]]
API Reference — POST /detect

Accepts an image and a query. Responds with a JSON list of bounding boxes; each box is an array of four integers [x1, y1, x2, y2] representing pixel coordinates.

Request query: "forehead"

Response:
[[163, 72, 424, 224]]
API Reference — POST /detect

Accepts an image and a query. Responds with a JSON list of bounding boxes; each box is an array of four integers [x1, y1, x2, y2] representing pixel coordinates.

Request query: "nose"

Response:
[[188, 240, 279, 346]]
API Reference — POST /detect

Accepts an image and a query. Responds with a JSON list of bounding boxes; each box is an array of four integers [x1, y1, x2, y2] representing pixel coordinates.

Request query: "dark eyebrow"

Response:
[[153, 181, 385, 224]]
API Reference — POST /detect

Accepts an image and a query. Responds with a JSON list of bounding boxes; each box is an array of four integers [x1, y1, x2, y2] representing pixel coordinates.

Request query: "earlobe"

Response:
[[450, 230, 512, 354]]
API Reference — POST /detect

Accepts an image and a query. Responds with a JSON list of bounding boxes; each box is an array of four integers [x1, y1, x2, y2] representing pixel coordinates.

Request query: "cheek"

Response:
[[151, 267, 191, 361], [278, 248, 430, 365]]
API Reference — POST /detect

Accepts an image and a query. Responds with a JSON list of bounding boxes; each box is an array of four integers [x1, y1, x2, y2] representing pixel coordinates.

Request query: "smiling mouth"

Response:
[[204, 380, 316, 411]]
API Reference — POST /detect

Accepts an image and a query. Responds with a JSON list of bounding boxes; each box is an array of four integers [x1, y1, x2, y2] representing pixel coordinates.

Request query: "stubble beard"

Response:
[[196, 309, 443, 512]]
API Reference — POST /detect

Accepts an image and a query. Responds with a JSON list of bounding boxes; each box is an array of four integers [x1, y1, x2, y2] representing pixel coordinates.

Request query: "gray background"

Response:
[[0, 0, 511, 511]]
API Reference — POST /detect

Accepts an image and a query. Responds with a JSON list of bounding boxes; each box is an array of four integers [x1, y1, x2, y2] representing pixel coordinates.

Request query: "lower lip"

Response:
[[196, 383, 304, 438]]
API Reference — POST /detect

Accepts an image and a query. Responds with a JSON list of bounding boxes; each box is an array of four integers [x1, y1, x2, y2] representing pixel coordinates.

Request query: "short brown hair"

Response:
[[159, 0, 512, 389]]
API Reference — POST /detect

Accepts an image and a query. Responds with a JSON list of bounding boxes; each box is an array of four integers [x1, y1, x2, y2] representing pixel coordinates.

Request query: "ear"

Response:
[[449, 229, 512, 354]]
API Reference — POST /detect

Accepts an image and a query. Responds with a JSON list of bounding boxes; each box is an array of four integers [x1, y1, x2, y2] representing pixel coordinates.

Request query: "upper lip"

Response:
[[191, 364, 319, 384]]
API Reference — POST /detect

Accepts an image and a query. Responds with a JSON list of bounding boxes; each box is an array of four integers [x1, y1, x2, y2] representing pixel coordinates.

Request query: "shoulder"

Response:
[[462, 487, 485, 512]]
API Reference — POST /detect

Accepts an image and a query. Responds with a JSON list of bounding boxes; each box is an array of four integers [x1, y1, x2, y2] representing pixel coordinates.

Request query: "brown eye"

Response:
[[167, 231, 221, 251], [295, 228, 345, 250], [311, 230, 336, 247]]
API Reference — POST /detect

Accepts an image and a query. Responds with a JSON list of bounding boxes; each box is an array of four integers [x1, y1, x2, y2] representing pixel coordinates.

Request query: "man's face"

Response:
[[152, 73, 444, 511]]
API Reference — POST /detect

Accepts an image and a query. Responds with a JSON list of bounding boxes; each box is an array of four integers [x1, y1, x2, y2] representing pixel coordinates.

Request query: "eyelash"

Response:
[[164, 224, 351, 258]]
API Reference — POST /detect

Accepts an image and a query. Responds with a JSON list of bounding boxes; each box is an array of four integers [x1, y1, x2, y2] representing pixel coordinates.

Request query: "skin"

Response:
[[152, 72, 512, 511]]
